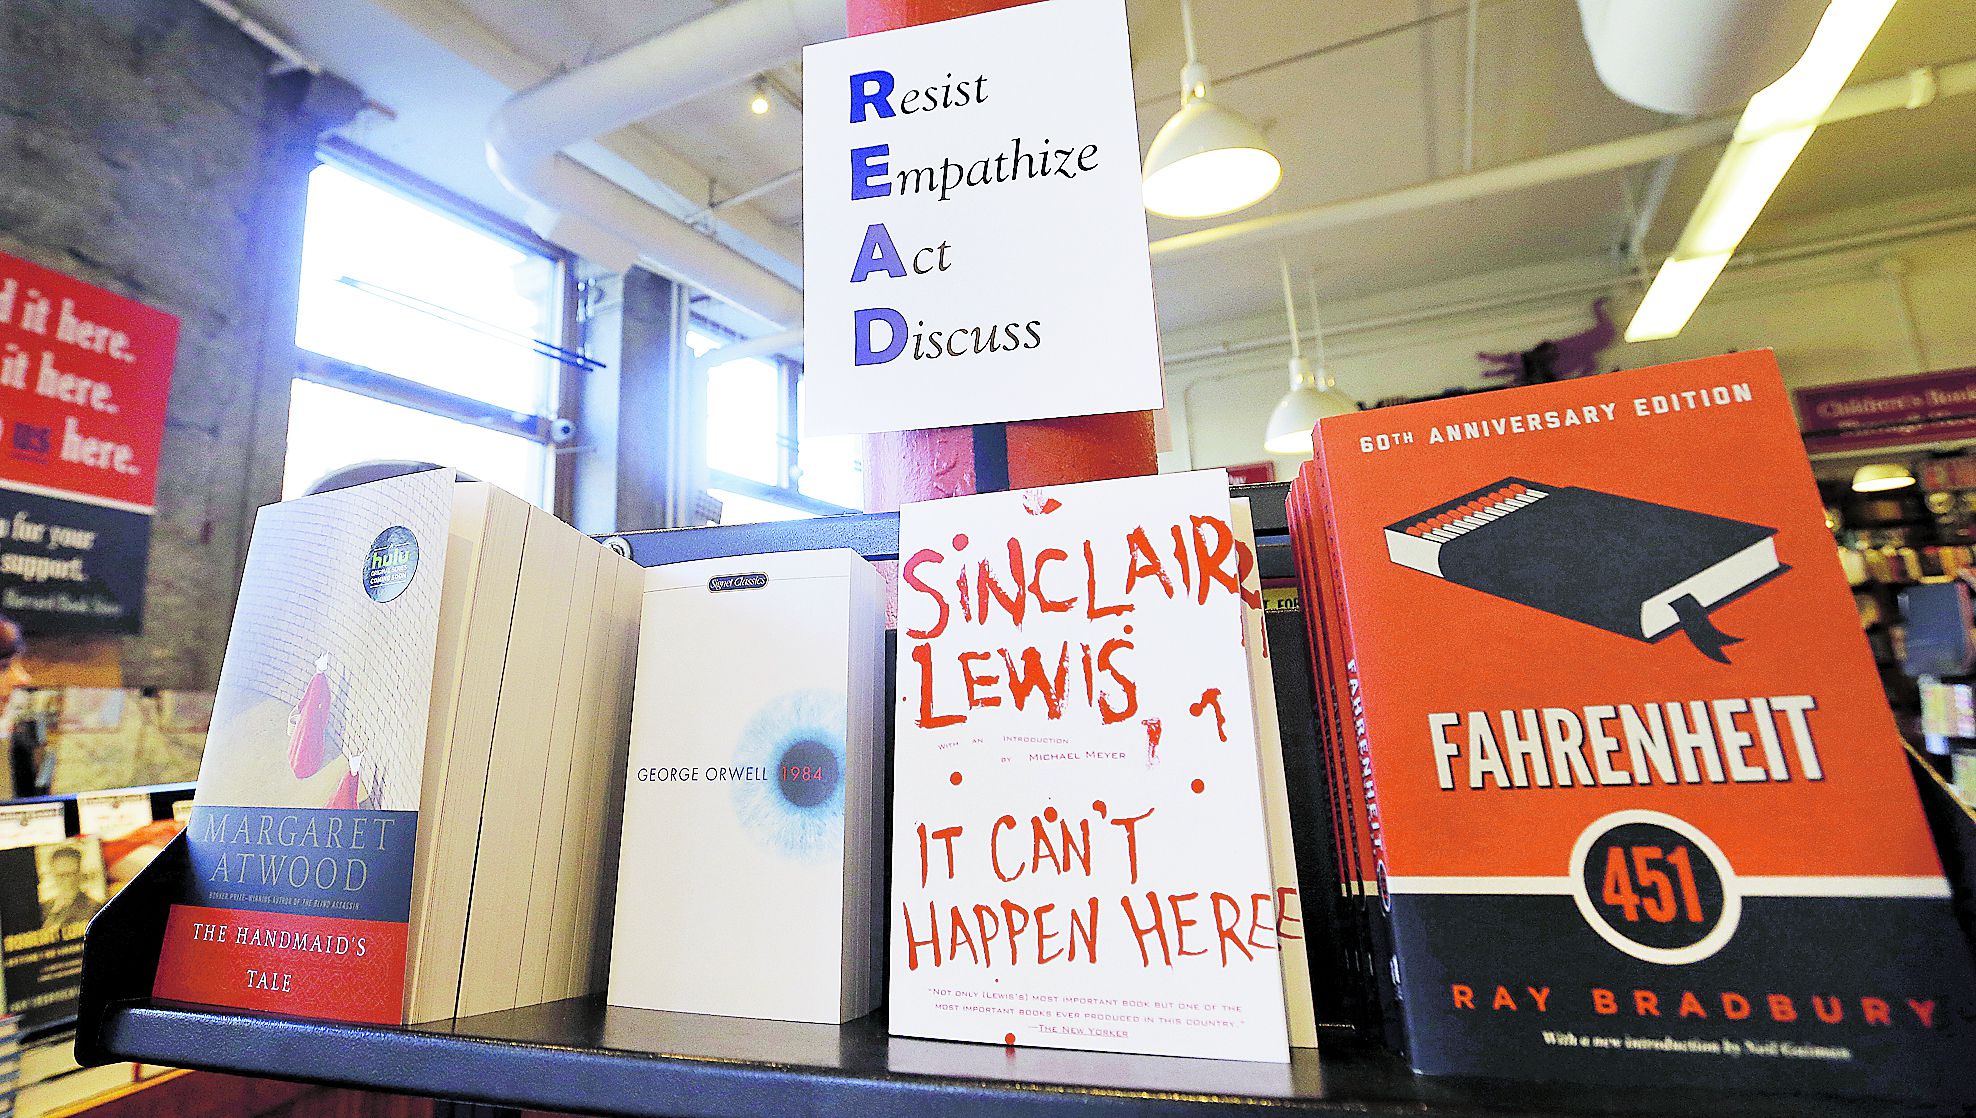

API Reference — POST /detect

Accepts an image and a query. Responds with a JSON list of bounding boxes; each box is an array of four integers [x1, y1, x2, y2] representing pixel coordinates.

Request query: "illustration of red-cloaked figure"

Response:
[[288, 654, 335, 780], [286, 653, 371, 808]]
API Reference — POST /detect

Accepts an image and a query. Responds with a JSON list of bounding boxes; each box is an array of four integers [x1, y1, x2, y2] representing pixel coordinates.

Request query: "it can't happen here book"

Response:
[[889, 470, 1292, 1063], [1311, 351, 1976, 1094]]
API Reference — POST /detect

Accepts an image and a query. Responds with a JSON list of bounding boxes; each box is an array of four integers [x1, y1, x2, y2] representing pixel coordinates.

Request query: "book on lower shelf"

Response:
[[886, 470, 1303, 1063], [150, 470, 643, 1025], [607, 549, 886, 1024], [0, 838, 104, 1032], [1290, 350, 1976, 1096]]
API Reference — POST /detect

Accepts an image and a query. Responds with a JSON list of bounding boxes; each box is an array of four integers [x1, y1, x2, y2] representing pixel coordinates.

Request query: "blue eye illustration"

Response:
[[732, 689, 847, 859]]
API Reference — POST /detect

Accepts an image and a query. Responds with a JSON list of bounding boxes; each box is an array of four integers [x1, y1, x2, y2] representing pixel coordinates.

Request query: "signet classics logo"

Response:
[[364, 526, 420, 603], [709, 572, 769, 593]]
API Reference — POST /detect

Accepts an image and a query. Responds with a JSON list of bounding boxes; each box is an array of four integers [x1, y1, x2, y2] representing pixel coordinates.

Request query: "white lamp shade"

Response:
[[1142, 98, 1282, 219], [1263, 379, 1356, 455], [1851, 463, 1915, 493]]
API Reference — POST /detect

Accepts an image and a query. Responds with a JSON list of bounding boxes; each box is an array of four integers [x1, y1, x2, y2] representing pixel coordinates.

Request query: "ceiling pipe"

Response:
[[685, 168, 804, 226], [1151, 58, 1976, 264], [487, 0, 844, 330]]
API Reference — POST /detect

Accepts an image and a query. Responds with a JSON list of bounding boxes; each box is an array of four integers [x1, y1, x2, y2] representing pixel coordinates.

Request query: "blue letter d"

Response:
[[854, 308, 907, 366]]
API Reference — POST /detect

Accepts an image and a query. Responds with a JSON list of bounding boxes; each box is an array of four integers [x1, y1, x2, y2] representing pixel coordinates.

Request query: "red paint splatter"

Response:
[[949, 771, 963, 786], [1190, 778, 1205, 794], [1142, 718, 1163, 762], [1021, 492, 1063, 515], [1189, 688, 1228, 742], [1043, 806, 1058, 822]]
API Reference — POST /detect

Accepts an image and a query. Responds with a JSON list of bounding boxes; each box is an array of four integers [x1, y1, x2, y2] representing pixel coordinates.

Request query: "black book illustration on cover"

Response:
[[1383, 478, 1784, 663]]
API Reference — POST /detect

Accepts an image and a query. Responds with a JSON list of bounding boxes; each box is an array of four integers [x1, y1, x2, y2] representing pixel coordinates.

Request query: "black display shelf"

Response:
[[75, 828, 1976, 1116], [82, 996, 1969, 1118], [70, 484, 1976, 1116]]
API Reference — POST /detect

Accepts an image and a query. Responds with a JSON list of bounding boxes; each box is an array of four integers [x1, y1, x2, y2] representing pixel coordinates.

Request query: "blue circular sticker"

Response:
[[364, 526, 420, 603]]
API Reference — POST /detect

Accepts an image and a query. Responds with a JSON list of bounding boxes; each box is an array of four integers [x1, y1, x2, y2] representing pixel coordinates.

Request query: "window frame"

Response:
[[691, 313, 858, 521], [291, 140, 582, 514]]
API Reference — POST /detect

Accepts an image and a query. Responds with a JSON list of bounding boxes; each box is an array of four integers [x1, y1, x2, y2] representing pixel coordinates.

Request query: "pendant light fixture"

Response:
[[1141, 0, 1282, 220], [1263, 255, 1356, 455], [1851, 463, 1915, 493]]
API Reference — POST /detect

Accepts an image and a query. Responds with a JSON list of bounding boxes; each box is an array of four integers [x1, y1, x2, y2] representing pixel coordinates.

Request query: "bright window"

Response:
[[283, 161, 564, 505], [284, 381, 549, 503], [690, 326, 862, 524]]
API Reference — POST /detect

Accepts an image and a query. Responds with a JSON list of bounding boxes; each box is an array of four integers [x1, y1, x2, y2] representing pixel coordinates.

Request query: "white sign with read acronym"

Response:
[[801, 0, 1164, 436]]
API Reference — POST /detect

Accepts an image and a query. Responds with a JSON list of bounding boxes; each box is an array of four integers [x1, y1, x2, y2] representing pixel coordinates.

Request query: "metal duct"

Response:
[[487, 0, 845, 329]]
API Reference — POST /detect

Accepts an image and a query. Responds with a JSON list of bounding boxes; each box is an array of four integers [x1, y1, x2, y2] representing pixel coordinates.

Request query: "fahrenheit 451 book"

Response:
[[1295, 351, 1976, 1096]]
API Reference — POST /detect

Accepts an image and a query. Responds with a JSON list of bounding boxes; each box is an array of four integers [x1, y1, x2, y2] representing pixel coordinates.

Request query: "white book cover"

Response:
[[0, 806, 64, 851], [1230, 499, 1319, 1049], [889, 470, 1291, 1062], [608, 549, 881, 1023], [155, 469, 455, 1023], [75, 790, 151, 841]]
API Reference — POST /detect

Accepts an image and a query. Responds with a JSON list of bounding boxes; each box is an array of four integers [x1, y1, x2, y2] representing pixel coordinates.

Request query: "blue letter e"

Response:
[[851, 145, 890, 200], [855, 308, 907, 366]]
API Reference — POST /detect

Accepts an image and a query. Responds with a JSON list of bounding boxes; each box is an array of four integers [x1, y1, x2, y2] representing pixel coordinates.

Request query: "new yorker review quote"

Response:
[[844, 68, 1104, 367]]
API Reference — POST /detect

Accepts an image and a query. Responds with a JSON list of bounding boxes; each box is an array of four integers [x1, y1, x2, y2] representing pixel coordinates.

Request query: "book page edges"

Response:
[[1639, 537, 1781, 639], [402, 481, 490, 1022]]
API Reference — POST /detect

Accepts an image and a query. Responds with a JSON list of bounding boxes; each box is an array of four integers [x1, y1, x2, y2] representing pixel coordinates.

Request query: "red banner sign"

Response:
[[0, 252, 178, 633], [0, 253, 176, 510], [1795, 367, 1976, 454]]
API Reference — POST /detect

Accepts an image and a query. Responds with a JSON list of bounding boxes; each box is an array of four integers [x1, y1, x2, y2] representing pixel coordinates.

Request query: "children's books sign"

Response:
[[801, 0, 1163, 435]]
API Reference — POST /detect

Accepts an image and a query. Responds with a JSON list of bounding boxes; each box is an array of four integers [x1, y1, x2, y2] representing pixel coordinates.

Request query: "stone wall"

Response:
[[0, 0, 328, 687]]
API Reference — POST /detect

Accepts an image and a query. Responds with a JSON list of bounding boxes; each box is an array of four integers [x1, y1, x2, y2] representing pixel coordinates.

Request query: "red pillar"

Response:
[[851, 0, 1159, 510]]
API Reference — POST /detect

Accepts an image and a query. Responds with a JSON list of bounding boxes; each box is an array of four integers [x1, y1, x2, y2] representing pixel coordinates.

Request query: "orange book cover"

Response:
[[1308, 351, 1976, 1094], [1289, 462, 1397, 1040]]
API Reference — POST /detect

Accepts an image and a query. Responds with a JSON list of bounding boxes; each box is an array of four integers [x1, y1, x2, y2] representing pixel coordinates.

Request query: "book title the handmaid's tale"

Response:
[[153, 470, 454, 1023], [1312, 351, 1976, 1094]]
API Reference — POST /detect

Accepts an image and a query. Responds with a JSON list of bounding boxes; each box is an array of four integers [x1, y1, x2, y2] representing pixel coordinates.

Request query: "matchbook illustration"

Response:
[[1384, 479, 1784, 663]]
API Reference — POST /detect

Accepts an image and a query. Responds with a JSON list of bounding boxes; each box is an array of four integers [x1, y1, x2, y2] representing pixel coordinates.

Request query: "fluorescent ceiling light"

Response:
[[1627, 252, 1731, 342], [1624, 0, 1896, 342]]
